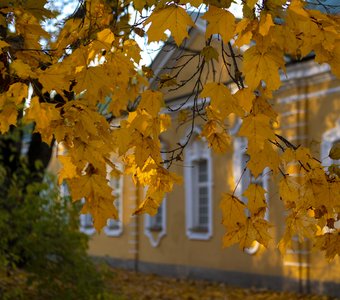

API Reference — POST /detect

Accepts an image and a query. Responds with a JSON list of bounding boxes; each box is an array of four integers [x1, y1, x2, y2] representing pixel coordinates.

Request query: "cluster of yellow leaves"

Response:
[[278, 147, 340, 260], [2, 0, 340, 258]]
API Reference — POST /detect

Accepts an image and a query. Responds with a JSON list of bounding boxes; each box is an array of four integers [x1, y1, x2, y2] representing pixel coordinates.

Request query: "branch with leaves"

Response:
[[1, 0, 340, 258]]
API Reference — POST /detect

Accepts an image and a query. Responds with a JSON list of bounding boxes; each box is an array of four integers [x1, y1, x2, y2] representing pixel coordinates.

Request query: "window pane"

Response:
[[107, 218, 119, 230], [198, 160, 208, 182], [198, 186, 208, 228], [150, 208, 163, 230], [83, 213, 93, 228]]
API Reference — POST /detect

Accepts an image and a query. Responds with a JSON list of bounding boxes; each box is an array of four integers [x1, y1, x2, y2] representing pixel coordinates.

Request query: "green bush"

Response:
[[0, 160, 109, 300]]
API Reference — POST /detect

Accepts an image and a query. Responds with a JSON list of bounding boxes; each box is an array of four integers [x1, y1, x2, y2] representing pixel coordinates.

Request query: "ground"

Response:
[[106, 268, 336, 300]]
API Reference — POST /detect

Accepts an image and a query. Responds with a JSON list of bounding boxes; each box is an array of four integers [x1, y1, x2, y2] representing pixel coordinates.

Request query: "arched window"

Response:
[[185, 130, 213, 240], [104, 167, 124, 237], [233, 137, 269, 254], [144, 143, 167, 247], [144, 199, 167, 247], [79, 198, 96, 236]]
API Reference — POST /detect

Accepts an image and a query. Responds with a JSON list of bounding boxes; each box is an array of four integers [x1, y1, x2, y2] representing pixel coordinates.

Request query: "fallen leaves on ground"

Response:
[[106, 267, 335, 300]]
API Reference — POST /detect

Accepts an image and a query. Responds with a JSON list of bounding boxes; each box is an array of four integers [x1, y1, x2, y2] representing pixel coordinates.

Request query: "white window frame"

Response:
[[144, 144, 167, 247], [321, 118, 340, 168], [79, 198, 96, 236], [60, 182, 96, 236], [321, 119, 340, 231], [233, 137, 270, 254], [144, 199, 167, 247], [104, 167, 124, 237], [185, 129, 213, 240]]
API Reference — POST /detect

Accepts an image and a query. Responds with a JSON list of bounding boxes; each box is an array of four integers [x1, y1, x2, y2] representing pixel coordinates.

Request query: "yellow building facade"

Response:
[[81, 22, 340, 297]]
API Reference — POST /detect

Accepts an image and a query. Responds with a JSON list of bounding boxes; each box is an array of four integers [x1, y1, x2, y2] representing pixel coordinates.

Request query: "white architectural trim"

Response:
[[321, 118, 340, 168], [144, 199, 167, 247], [104, 168, 124, 237], [282, 61, 330, 83], [185, 127, 213, 240], [233, 137, 270, 254], [144, 142, 168, 247], [277, 85, 340, 104], [79, 198, 96, 236]]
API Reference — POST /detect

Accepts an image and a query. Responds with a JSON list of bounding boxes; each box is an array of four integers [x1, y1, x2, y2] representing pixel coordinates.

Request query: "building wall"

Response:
[[84, 57, 340, 295]]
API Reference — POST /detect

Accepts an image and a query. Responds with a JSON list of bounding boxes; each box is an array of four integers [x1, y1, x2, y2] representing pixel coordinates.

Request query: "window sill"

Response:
[[147, 226, 163, 232], [80, 227, 96, 236], [186, 229, 212, 240], [104, 226, 123, 237]]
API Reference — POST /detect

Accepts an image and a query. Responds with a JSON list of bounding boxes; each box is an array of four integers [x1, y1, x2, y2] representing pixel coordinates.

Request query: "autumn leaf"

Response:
[[145, 5, 195, 46], [246, 141, 280, 177], [10, 59, 35, 79], [200, 82, 243, 119], [201, 46, 219, 62], [97, 28, 115, 47], [134, 190, 165, 216], [220, 193, 247, 229], [243, 184, 267, 216], [0, 40, 9, 49], [243, 40, 285, 91], [239, 114, 276, 148], [58, 156, 79, 184], [24, 97, 61, 143], [223, 217, 272, 249], [81, 196, 118, 232], [233, 88, 255, 113], [201, 120, 230, 153], [259, 13, 275, 36], [0, 83, 28, 133], [315, 233, 340, 261], [202, 6, 235, 42], [139, 90, 165, 117], [329, 141, 340, 160]]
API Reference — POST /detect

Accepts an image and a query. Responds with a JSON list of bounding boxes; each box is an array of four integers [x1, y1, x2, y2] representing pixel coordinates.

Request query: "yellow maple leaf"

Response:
[[24, 97, 61, 143], [233, 88, 255, 113], [234, 18, 254, 48], [0, 83, 28, 133], [58, 155, 78, 184], [203, 0, 233, 8], [0, 40, 9, 48], [239, 114, 276, 149], [133, 132, 161, 168], [82, 196, 118, 232], [202, 6, 235, 42], [69, 171, 113, 202], [200, 46, 219, 62], [134, 190, 165, 216], [315, 233, 340, 261], [38, 61, 73, 94], [145, 5, 195, 46], [201, 120, 230, 153], [243, 39, 285, 91], [246, 141, 280, 177], [223, 217, 272, 249], [0, 104, 19, 133], [10, 59, 35, 79], [97, 28, 115, 48], [220, 193, 247, 229], [245, 0, 258, 8], [200, 82, 243, 119], [139, 90, 165, 117], [329, 141, 340, 160], [148, 167, 182, 194], [279, 175, 301, 207], [243, 183, 267, 216], [258, 13, 275, 36], [279, 210, 317, 253]]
